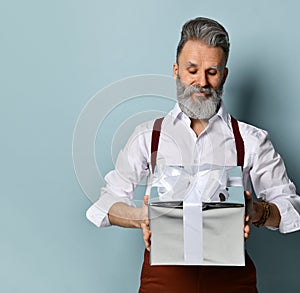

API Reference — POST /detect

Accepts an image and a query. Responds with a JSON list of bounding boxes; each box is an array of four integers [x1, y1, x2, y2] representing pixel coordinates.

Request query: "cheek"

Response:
[[208, 76, 223, 88], [178, 72, 194, 85], [209, 79, 220, 88]]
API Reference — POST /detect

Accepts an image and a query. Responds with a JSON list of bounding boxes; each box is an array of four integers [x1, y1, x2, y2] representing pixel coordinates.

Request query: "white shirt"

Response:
[[86, 102, 300, 233]]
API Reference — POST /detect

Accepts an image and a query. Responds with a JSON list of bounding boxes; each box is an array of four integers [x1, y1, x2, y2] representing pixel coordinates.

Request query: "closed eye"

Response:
[[207, 69, 218, 76]]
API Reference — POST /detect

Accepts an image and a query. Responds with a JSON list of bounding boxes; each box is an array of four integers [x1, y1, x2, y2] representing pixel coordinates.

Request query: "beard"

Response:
[[176, 76, 223, 120]]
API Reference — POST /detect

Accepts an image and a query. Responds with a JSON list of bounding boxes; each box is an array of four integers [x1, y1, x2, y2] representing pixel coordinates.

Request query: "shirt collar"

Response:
[[169, 101, 230, 127]]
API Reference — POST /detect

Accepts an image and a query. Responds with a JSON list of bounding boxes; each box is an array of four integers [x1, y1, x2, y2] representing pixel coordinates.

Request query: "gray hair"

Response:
[[176, 17, 230, 64]]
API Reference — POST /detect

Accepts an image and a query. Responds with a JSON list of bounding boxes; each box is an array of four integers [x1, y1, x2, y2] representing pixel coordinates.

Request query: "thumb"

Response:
[[143, 195, 149, 206]]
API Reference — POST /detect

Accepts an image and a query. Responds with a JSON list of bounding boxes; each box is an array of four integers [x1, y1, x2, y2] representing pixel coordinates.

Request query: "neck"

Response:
[[190, 118, 208, 137]]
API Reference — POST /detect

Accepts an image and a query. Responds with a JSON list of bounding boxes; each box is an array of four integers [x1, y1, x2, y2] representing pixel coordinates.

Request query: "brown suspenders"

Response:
[[150, 116, 244, 171], [231, 116, 245, 168], [150, 117, 164, 173]]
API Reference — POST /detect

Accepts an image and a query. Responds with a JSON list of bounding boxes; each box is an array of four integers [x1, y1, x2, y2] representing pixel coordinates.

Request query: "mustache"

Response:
[[183, 85, 213, 97], [176, 78, 215, 98]]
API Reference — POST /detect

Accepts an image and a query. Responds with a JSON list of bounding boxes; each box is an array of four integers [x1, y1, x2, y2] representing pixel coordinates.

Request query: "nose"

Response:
[[193, 71, 208, 88]]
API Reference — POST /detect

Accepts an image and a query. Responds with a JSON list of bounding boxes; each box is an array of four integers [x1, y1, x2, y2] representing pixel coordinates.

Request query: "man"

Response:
[[87, 17, 300, 292]]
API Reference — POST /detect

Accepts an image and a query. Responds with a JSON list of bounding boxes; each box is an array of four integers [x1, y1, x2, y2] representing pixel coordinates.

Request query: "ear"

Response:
[[222, 67, 228, 85], [173, 63, 178, 80]]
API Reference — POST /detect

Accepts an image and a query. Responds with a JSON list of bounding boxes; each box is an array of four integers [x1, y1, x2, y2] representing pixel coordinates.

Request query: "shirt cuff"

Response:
[[271, 199, 300, 233], [86, 203, 111, 227], [86, 191, 136, 227]]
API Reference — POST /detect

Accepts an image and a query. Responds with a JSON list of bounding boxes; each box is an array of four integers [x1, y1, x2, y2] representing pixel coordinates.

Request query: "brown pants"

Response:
[[139, 250, 258, 293]]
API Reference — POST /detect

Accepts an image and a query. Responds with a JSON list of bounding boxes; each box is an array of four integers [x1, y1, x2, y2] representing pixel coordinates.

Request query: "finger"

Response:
[[244, 224, 251, 239], [144, 235, 151, 251], [244, 190, 252, 200], [143, 232, 151, 244], [144, 218, 149, 226], [142, 195, 149, 221], [141, 222, 149, 232], [141, 222, 150, 233], [141, 217, 149, 227], [142, 195, 151, 250], [143, 230, 152, 242], [144, 195, 149, 206], [244, 225, 250, 234], [145, 241, 151, 251], [141, 223, 152, 250]]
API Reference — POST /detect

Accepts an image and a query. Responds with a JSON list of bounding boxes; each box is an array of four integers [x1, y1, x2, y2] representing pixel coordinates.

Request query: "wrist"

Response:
[[252, 201, 263, 222], [108, 203, 144, 228], [252, 200, 271, 227], [128, 207, 144, 228]]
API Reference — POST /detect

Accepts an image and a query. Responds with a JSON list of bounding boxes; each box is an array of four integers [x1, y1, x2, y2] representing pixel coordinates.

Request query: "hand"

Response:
[[140, 195, 151, 251], [244, 191, 255, 239]]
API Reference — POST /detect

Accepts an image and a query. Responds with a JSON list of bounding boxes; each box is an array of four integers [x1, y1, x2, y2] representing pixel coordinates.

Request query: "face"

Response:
[[173, 40, 228, 119]]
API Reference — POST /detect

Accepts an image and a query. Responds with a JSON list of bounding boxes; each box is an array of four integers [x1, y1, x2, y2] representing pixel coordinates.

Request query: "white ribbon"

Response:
[[182, 167, 229, 263], [183, 201, 203, 264]]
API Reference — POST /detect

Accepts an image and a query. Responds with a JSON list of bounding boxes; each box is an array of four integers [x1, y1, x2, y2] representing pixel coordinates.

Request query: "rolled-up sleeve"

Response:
[[86, 122, 152, 227], [249, 129, 300, 233]]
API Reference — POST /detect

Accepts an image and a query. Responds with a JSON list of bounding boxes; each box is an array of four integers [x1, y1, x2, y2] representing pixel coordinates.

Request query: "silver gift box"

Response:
[[149, 201, 245, 266], [148, 165, 245, 266]]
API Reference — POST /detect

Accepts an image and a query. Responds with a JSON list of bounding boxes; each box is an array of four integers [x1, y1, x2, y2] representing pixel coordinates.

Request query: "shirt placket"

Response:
[[193, 130, 206, 165]]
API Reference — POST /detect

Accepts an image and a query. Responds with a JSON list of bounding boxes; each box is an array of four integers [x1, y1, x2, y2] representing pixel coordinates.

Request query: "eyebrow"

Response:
[[210, 65, 223, 71], [185, 61, 197, 67], [185, 62, 223, 71]]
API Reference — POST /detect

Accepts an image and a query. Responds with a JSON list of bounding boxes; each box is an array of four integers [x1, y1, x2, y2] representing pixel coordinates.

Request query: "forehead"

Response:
[[178, 39, 225, 66]]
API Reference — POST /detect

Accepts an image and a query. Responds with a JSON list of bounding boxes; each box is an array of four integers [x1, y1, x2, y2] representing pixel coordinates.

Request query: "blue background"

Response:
[[1, 0, 300, 292]]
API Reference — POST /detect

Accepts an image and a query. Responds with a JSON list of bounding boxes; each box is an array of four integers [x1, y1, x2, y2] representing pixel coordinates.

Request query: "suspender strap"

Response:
[[231, 116, 245, 168], [150, 117, 164, 173], [150, 116, 245, 171]]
